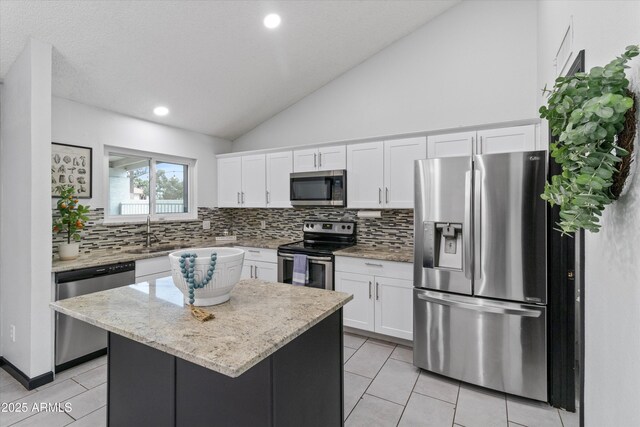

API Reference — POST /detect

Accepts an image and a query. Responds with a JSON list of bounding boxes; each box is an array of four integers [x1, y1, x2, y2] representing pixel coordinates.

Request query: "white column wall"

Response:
[[537, 2, 640, 425], [0, 39, 53, 377]]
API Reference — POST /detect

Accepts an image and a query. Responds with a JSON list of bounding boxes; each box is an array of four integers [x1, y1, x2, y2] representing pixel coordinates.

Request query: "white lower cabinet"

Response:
[[335, 257, 413, 340], [335, 272, 375, 332], [237, 247, 278, 282], [135, 256, 171, 282], [374, 276, 413, 340], [241, 260, 277, 282]]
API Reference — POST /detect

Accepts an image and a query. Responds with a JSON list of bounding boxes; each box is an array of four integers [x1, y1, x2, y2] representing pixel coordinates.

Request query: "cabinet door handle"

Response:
[[266, 190, 270, 204], [472, 136, 476, 154], [369, 281, 372, 299], [255, 266, 258, 279], [241, 192, 245, 204], [250, 265, 254, 278], [318, 152, 322, 167], [376, 282, 380, 300], [314, 153, 317, 168], [479, 136, 483, 153], [378, 188, 382, 204], [385, 187, 389, 204], [237, 192, 240, 204]]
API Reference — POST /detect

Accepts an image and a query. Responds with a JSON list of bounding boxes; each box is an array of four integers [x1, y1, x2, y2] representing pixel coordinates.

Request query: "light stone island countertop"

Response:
[[50, 278, 352, 378], [51, 238, 296, 273], [334, 244, 413, 263]]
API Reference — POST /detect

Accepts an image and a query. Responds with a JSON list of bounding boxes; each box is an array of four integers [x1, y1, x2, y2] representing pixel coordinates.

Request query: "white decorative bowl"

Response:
[[168, 247, 244, 306]]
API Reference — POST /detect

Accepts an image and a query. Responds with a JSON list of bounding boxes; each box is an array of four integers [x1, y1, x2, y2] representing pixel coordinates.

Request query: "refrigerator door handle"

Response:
[[463, 171, 472, 280], [415, 291, 541, 317], [473, 169, 482, 280]]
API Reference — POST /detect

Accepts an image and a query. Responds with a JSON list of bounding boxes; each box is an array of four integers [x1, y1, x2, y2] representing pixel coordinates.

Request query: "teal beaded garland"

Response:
[[179, 252, 217, 305]]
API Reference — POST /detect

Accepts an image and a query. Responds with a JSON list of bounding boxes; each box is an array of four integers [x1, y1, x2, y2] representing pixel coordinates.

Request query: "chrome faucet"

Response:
[[144, 215, 159, 247]]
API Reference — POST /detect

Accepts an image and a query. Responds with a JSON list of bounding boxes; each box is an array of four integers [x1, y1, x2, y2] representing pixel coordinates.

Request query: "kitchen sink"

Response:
[[126, 245, 185, 254]]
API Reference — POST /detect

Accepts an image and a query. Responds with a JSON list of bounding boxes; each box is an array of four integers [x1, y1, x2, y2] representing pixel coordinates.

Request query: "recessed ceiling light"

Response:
[[153, 106, 169, 116], [263, 13, 281, 29]]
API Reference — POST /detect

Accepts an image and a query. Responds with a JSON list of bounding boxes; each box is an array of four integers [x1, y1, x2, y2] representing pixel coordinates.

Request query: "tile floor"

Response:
[[0, 333, 579, 427]]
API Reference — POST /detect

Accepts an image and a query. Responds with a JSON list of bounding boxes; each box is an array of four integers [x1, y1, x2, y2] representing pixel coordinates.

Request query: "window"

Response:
[[106, 149, 195, 222]]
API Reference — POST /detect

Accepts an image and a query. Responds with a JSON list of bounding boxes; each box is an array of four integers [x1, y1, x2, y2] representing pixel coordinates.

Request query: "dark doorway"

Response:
[[547, 50, 585, 421]]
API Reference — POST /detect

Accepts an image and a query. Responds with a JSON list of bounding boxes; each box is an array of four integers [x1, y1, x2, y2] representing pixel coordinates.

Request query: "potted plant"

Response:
[[53, 185, 90, 260], [539, 44, 639, 234]]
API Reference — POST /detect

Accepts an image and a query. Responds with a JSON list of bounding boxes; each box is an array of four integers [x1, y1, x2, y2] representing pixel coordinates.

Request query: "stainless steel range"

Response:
[[278, 220, 356, 290]]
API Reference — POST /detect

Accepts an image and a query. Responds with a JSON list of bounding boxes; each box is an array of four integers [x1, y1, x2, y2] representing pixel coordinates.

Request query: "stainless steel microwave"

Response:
[[290, 170, 346, 207]]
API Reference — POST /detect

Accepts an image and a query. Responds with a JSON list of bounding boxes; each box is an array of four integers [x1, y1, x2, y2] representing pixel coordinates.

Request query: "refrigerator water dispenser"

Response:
[[423, 221, 463, 270]]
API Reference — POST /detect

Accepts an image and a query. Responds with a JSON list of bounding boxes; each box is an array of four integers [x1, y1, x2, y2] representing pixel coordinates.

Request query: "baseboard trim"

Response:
[[343, 327, 413, 347], [0, 357, 53, 390]]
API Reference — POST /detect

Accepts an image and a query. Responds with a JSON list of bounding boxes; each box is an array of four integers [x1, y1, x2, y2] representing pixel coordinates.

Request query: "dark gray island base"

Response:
[[107, 310, 344, 427]]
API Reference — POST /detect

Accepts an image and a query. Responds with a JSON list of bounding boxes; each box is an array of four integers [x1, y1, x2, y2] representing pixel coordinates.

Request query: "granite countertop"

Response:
[[50, 278, 351, 378], [51, 238, 296, 273], [334, 244, 413, 263]]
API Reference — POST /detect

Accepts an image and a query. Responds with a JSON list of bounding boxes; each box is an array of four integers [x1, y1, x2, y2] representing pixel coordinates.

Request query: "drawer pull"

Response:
[[365, 262, 383, 267], [248, 250, 260, 253]]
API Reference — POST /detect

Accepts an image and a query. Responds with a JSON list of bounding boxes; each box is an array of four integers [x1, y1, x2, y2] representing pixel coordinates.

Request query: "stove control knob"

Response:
[[341, 225, 346, 229], [347, 225, 351, 229]]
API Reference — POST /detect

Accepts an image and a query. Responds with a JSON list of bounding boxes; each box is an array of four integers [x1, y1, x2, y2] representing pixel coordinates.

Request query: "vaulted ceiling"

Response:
[[1, 1, 460, 140]]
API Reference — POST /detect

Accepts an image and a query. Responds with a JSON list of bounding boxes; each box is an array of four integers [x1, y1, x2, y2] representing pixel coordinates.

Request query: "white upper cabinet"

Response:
[[292, 148, 318, 172], [427, 131, 474, 158], [241, 154, 266, 207], [293, 145, 346, 172], [384, 137, 427, 208], [347, 137, 426, 209], [476, 125, 536, 155], [318, 145, 346, 170], [427, 125, 538, 159], [217, 155, 266, 208], [347, 141, 384, 208], [266, 151, 292, 208], [217, 156, 243, 207]]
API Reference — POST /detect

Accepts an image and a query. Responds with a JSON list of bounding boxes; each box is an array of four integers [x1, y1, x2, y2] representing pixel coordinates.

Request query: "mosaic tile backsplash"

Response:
[[52, 207, 414, 255]]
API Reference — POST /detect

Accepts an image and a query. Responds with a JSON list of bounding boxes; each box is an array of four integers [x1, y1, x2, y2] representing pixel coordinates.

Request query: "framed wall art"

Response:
[[51, 142, 92, 198]]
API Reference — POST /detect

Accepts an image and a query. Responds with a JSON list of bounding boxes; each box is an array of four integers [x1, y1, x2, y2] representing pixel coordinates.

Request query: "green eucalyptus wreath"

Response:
[[540, 45, 639, 234]]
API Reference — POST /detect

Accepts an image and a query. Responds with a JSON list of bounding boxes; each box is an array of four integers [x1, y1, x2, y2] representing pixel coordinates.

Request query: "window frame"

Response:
[[104, 146, 197, 224]]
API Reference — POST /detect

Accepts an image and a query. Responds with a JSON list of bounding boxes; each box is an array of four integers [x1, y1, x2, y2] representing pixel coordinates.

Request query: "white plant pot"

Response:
[[59, 242, 80, 260], [169, 247, 245, 306]]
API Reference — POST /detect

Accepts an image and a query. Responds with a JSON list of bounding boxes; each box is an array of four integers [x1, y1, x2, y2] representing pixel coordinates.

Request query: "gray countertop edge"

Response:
[[49, 293, 352, 378], [333, 248, 413, 263], [52, 240, 413, 273], [51, 238, 295, 273]]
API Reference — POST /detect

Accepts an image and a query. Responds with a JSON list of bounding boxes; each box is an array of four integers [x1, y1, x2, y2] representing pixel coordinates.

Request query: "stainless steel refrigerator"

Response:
[[413, 151, 547, 401]]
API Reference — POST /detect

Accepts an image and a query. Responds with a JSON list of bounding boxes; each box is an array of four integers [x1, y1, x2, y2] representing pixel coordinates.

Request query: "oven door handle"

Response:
[[278, 254, 333, 263]]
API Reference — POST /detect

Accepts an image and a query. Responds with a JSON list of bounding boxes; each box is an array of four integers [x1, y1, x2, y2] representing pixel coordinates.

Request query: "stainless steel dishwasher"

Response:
[[55, 262, 135, 372]]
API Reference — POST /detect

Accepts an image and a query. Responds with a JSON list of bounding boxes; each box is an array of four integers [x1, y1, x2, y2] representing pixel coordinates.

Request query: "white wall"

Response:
[[233, 0, 538, 151], [537, 2, 640, 425], [0, 39, 52, 377], [52, 98, 232, 209]]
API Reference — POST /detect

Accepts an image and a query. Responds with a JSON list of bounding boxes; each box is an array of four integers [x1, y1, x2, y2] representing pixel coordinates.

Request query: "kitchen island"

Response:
[[50, 278, 352, 427]]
